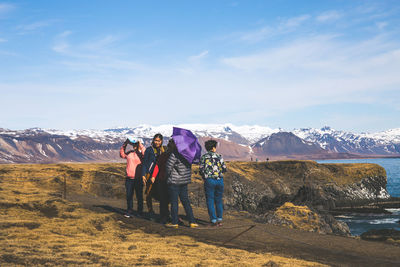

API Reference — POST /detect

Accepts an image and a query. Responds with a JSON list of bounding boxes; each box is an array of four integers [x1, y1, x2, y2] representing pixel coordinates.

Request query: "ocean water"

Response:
[[317, 158, 400, 236]]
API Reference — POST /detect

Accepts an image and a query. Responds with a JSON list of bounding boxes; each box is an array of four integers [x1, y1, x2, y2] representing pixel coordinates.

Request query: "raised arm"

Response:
[[119, 139, 129, 159]]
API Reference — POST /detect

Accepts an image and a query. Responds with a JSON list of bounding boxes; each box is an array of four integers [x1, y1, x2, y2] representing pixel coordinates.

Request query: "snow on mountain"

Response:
[[41, 124, 280, 145], [2, 124, 400, 155], [229, 125, 280, 144], [293, 126, 400, 155], [367, 128, 400, 144], [1, 124, 400, 164]]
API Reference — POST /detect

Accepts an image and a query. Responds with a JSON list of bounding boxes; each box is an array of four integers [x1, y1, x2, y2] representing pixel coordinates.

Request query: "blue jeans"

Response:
[[168, 184, 195, 225], [204, 178, 224, 223], [125, 177, 143, 213]]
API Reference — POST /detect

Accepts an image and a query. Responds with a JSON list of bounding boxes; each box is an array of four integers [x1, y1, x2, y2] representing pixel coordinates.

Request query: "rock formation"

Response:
[[258, 202, 350, 236]]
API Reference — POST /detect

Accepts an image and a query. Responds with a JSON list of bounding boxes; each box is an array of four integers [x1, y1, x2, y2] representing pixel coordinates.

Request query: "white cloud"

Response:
[[0, 38, 7, 42], [0, 3, 14, 17], [240, 26, 271, 42], [222, 35, 338, 71], [316, 11, 342, 22], [283, 14, 311, 28], [51, 31, 146, 74], [16, 20, 55, 33], [188, 50, 209, 61], [3, 3, 399, 130], [376, 21, 388, 30], [52, 31, 72, 54], [218, 33, 400, 116], [36, 26, 400, 128], [236, 14, 310, 43], [52, 31, 122, 56], [80, 35, 120, 51]]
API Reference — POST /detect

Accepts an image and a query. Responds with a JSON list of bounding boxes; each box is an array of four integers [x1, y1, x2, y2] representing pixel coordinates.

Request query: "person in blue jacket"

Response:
[[141, 133, 165, 216]]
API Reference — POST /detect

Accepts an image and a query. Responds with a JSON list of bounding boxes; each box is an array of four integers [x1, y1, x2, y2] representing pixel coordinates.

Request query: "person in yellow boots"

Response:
[[164, 139, 198, 228]]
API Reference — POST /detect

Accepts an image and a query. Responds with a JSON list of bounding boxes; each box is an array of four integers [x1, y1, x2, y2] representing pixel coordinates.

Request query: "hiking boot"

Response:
[[190, 223, 199, 228], [165, 223, 178, 229], [159, 216, 169, 224], [124, 210, 134, 218], [124, 213, 133, 218]]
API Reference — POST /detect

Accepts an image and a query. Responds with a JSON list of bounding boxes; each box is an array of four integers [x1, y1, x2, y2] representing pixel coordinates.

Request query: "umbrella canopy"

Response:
[[171, 127, 202, 164]]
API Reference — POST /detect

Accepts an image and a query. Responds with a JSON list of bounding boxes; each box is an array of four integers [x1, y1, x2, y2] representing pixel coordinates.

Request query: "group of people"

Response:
[[119, 133, 227, 228]]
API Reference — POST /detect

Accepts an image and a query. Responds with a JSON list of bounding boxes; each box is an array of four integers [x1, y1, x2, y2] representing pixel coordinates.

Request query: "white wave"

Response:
[[335, 215, 354, 219], [369, 218, 399, 224], [385, 208, 400, 214]]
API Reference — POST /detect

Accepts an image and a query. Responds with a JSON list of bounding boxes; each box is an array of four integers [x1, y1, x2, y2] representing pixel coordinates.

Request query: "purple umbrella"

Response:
[[171, 127, 202, 164]]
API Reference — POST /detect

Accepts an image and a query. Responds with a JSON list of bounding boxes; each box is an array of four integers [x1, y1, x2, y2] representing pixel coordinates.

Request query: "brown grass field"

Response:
[[0, 163, 325, 266]]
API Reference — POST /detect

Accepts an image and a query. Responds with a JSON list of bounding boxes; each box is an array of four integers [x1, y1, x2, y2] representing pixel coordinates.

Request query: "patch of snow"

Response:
[[36, 143, 48, 157]]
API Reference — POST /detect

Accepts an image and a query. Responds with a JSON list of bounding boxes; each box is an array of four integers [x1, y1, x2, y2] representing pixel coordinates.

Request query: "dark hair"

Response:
[[167, 139, 176, 152], [153, 133, 163, 141], [205, 140, 217, 152]]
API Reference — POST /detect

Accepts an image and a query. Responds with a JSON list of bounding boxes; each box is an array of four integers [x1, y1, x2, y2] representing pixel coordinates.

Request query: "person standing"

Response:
[[149, 139, 173, 224], [199, 140, 227, 226], [120, 138, 145, 218], [165, 139, 198, 228], [142, 133, 165, 217]]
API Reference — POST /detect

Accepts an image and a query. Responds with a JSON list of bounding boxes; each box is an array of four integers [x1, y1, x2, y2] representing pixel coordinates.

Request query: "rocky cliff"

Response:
[[0, 160, 390, 236], [208, 161, 389, 213], [190, 160, 388, 235]]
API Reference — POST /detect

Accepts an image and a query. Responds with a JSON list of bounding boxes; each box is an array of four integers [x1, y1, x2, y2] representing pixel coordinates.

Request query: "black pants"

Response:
[[156, 180, 170, 220], [125, 177, 143, 213]]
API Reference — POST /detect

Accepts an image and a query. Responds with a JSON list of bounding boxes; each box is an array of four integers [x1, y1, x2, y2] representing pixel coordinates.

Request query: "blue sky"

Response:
[[0, 0, 399, 132]]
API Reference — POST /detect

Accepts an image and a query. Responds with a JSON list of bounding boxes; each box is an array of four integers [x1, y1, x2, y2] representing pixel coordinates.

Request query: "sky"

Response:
[[0, 0, 399, 133]]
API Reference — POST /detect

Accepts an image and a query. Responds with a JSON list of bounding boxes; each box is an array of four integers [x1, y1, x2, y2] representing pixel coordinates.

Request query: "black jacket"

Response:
[[166, 151, 192, 185]]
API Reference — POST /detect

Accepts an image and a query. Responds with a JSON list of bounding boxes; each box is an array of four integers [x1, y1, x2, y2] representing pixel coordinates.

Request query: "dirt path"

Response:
[[69, 193, 400, 267]]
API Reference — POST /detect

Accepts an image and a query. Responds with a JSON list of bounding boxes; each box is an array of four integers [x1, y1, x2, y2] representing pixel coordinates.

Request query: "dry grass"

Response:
[[0, 164, 325, 266], [274, 202, 323, 233], [227, 160, 385, 186]]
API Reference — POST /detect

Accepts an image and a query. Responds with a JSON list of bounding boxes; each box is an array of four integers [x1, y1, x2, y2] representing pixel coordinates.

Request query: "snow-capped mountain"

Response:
[[252, 132, 328, 157], [1, 124, 399, 164], [293, 126, 400, 155], [43, 124, 280, 145]]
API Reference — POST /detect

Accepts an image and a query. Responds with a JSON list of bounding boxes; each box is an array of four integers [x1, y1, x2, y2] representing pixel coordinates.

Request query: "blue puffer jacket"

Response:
[[166, 151, 192, 185]]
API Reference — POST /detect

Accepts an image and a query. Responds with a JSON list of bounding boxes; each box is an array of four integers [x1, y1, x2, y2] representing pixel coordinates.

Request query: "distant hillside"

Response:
[[0, 124, 399, 163], [252, 132, 326, 156]]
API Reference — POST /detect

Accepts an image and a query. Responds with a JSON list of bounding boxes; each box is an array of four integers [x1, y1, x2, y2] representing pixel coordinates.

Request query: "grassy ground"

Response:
[[0, 164, 323, 266], [226, 160, 385, 186]]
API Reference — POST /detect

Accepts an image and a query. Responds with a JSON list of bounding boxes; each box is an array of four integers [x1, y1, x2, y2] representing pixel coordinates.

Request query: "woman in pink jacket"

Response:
[[120, 138, 146, 218]]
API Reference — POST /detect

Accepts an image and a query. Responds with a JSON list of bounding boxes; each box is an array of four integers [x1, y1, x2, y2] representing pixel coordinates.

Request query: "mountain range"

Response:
[[0, 124, 399, 163]]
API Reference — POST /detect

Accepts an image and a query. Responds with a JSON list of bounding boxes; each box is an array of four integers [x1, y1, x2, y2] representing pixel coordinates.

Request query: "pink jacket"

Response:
[[120, 143, 146, 179]]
